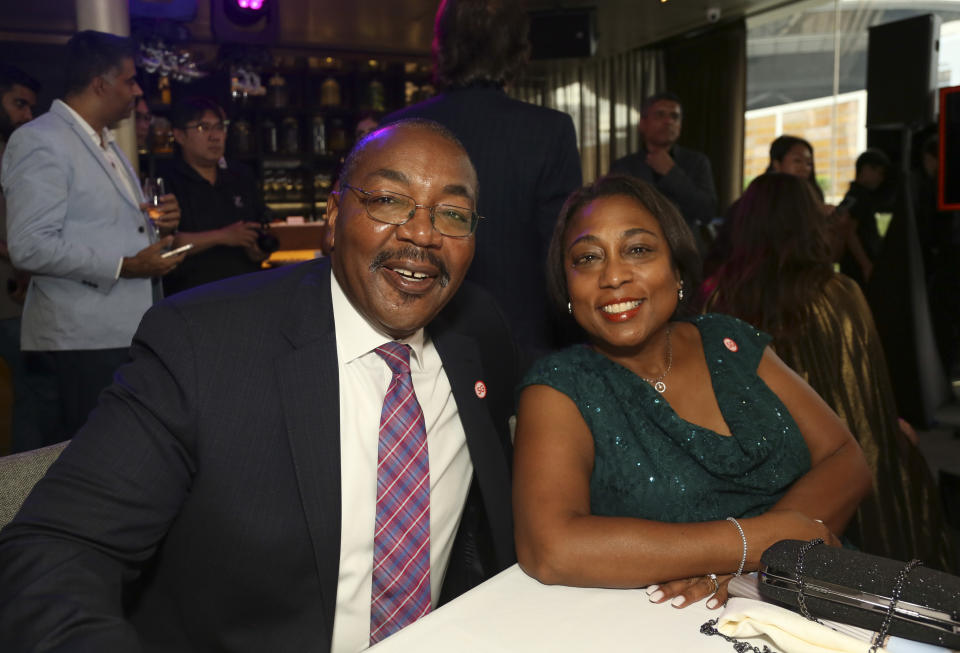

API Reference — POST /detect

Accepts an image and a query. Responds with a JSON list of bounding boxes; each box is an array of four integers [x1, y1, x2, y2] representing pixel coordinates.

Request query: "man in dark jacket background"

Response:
[[386, 0, 582, 351]]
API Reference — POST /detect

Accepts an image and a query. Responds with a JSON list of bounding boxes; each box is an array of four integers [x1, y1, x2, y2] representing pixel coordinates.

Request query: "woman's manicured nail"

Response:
[[645, 584, 659, 595], [671, 595, 686, 607], [648, 589, 665, 602], [707, 598, 720, 609]]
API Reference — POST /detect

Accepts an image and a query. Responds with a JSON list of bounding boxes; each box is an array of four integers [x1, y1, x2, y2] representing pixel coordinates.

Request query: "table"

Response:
[[368, 564, 731, 651]]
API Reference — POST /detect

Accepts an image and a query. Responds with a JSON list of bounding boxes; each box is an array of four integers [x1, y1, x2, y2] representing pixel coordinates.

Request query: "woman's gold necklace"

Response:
[[639, 326, 673, 393]]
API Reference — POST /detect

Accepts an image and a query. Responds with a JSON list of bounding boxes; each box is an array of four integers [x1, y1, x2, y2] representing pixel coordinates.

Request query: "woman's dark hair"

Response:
[[768, 134, 823, 201], [699, 173, 834, 341], [63, 30, 137, 98], [546, 174, 702, 321], [433, 0, 530, 90], [171, 97, 225, 130]]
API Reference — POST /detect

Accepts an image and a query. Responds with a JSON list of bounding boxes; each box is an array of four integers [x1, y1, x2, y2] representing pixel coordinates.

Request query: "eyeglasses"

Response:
[[342, 184, 482, 238], [183, 121, 229, 134]]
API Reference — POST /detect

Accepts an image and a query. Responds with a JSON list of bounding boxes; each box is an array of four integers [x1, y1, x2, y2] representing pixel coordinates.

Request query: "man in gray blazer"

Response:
[[610, 92, 717, 234], [1, 31, 186, 441], [0, 118, 520, 652]]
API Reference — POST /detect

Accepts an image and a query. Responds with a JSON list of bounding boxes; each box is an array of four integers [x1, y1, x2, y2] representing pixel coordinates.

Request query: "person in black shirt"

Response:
[[838, 148, 892, 287], [610, 92, 717, 233], [162, 97, 268, 296]]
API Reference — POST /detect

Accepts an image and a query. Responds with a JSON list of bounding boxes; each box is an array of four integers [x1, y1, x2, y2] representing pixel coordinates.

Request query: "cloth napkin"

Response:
[[717, 597, 885, 653], [720, 577, 949, 653]]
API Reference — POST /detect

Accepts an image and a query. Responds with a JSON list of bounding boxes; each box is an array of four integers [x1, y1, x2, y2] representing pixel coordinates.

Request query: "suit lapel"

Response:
[[275, 261, 342, 641], [51, 102, 142, 213], [431, 324, 514, 566]]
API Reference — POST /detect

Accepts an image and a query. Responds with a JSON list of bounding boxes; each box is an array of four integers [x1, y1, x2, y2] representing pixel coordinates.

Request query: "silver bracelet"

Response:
[[727, 516, 747, 577]]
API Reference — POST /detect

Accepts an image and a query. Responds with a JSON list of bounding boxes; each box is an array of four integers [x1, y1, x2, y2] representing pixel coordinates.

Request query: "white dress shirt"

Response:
[[329, 273, 473, 653], [56, 100, 142, 279]]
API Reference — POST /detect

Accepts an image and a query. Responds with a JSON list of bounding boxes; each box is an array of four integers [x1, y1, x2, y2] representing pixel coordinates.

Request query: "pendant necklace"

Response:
[[639, 326, 673, 393]]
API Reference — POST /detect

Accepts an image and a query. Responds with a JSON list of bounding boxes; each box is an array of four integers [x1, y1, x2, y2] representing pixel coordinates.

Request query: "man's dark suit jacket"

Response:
[[385, 86, 582, 351], [0, 258, 519, 652], [610, 144, 717, 229]]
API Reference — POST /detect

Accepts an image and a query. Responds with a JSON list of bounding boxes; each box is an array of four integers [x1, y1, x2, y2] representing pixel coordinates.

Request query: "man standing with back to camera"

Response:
[[386, 0, 582, 351], [0, 119, 519, 652], [1, 31, 186, 441]]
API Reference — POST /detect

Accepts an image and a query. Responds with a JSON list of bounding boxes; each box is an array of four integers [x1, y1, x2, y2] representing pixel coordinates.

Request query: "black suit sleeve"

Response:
[[0, 303, 199, 651], [608, 154, 639, 178], [535, 113, 583, 244]]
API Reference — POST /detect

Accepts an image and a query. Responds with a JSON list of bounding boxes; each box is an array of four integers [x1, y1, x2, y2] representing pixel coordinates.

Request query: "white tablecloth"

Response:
[[368, 564, 731, 651]]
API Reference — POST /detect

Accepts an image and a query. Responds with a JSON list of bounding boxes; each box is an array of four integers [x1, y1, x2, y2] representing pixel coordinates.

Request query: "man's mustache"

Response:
[[371, 247, 451, 288]]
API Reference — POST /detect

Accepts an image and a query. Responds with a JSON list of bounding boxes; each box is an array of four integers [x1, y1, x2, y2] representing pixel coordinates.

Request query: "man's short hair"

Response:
[[641, 91, 683, 118], [63, 30, 137, 98], [171, 96, 225, 130], [338, 118, 471, 191], [0, 65, 41, 96], [855, 148, 891, 176], [433, 0, 530, 90]]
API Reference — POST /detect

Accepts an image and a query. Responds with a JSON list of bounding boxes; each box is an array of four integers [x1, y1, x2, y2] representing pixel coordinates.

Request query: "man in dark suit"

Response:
[[610, 92, 716, 233], [0, 119, 519, 652], [385, 0, 582, 351]]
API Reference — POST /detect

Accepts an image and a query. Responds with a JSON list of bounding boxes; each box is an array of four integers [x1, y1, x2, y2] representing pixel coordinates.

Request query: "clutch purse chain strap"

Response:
[[700, 539, 923, 653], [796, 538, 923, 653]]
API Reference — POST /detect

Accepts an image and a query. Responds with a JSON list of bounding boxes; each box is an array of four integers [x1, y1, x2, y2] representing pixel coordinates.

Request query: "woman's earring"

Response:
[[567, 301, 573, 315], [677, 283, 685, 302]]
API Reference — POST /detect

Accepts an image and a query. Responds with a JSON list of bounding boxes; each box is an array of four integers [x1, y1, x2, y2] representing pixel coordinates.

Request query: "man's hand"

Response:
[[0, 240, 30, 304], [218, 221, 262, 249], [139, 194, 181, 236], [244, 244, 270, 263], [8, 271, 30, 304], [120, 237, 184, 278], [645, 149, 676, 176]]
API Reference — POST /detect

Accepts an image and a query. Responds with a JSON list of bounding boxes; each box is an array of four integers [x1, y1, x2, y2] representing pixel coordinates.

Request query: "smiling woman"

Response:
[[512, 174, 872, 611]]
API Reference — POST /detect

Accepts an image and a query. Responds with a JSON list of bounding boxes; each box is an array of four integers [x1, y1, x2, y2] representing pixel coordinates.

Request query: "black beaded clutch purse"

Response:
[[758, 539, 960, 650]]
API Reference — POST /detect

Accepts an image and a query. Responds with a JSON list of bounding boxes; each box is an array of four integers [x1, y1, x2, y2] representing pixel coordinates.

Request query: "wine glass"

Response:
[[142, 176, 165, 234]]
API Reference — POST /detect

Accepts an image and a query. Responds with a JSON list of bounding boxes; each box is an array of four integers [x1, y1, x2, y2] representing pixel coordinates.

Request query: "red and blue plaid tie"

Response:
[[369, 342, 431, 644]]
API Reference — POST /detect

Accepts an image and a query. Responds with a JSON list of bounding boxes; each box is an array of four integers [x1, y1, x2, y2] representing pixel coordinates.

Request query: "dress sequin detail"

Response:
[[519, 313, 811, 523]]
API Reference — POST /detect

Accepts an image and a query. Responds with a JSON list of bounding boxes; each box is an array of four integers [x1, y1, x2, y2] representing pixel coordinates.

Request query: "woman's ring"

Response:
[[814, 519, 824, 524], [707, 573, 719, 593]]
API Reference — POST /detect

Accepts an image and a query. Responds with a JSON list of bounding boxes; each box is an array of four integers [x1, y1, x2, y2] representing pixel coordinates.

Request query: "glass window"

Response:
[[745, 0, 960, 203]]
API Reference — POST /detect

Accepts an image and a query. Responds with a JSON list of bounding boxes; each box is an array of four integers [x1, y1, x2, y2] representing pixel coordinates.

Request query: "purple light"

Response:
[[234, 0, 265, 8]]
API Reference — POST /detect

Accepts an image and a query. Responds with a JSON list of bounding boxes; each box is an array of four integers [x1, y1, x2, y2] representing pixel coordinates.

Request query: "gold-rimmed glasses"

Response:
[[341, 184, 482, 238]]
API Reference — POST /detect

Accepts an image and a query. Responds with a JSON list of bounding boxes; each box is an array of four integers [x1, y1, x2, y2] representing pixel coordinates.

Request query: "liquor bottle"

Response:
[[320, 76, 341, 108], [328, 118, 348, 153], [281, 116, 299, 155], [261, 118, 278, 154], [365, 78, 385, 112], [311, 115, 327, 155], [231, 117, 253, 156], [268, 72, 288, 109], [157, 75, 172, 106]]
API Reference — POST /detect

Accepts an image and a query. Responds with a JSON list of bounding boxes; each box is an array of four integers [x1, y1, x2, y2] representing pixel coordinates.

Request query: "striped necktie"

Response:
[[369, 341, 431, 644]]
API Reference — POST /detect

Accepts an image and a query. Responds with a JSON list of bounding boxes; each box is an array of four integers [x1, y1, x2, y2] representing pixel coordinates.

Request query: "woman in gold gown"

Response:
[[700, 173, 954, 572]]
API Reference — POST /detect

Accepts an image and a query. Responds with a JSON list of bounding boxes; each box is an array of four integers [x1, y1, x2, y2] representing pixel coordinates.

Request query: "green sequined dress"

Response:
[[519, 313, 811, 522]]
